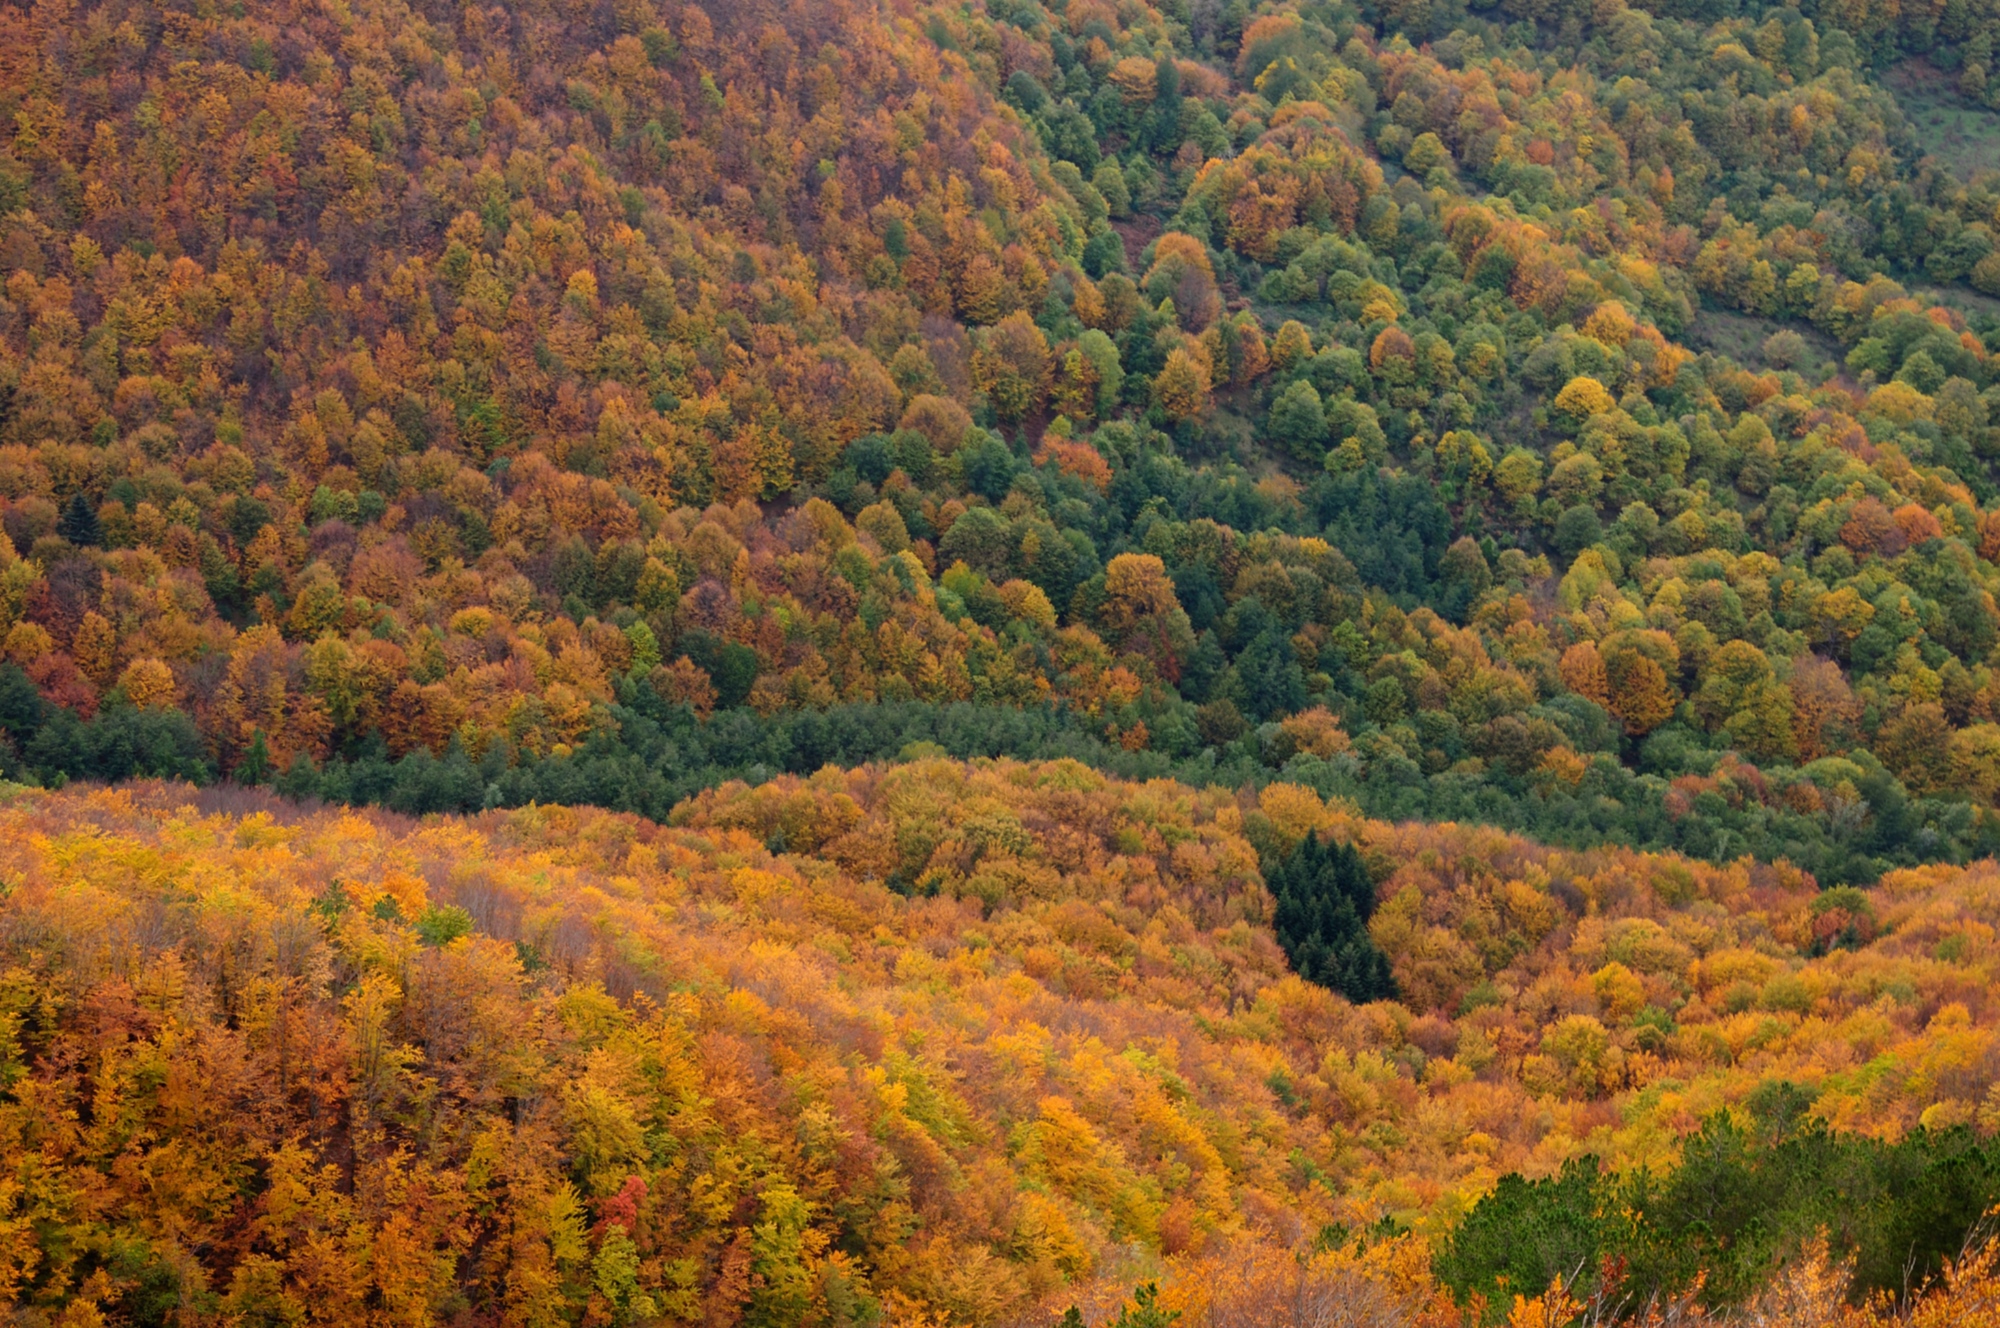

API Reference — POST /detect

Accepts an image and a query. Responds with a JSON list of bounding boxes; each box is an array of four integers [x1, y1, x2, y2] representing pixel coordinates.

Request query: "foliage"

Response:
[[8, 765, 2000, 1323], [1266, 831, 1396, 1002], [0, 0, 1988, 887], [17, 0, 2000, 1315], [1439, 1109, 2000, 1316]]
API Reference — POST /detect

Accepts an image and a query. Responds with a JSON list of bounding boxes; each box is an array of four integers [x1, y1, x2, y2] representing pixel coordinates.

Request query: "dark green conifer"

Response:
[[1267, 833, 1396, 1002], [57, 493, 102, 547]]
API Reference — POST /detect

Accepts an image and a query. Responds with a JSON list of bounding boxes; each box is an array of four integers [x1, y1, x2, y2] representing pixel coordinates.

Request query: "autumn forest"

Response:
[[8, 0, 2000, 1317]]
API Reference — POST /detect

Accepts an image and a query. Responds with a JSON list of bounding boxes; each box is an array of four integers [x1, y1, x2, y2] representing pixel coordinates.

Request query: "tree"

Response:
[[1269, 320, 1313, 371], [1143, 234, 1221, 330], [1267, 379, 1328, 457], [1695, 641, 1795, 761], [58, 494, 102, 547], [117, 658, 177, 710], [1877, 702, 1953, 794], [1790, 656, 1860, 761], [1434, 1159, 1610, 1309], [1093, 161, 1130, 217], [1152, 348, 1210, 421], [972, 312, 1053, 423], [72, 611, 117, 686], [1265, 833, 1395, 1002], [1606, 649, 1677, 737], [1101, 553, 1194, 677], [1110, 1284, 1180, 1328], [1436, 537, 1491, 621], [1404, 132, 1451, 177], [1602, 632, 1680, 737], [1559, 642, 1611, 709], [1082, 229, 1127, 278], [240, 729, 272, 784], [1553, 504, 1603, 555], [1553, 376, 1616, 426]]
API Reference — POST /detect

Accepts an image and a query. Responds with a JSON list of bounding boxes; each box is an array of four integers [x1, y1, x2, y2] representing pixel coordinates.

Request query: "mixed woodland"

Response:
[[8, 0, 2000, 1317], [2, 0, 2000, 883], [12, 767, 2000, 1324]]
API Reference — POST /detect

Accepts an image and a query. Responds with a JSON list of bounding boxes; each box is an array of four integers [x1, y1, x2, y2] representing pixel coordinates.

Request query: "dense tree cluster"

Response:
[[1265, 830, 1397, 1000], [1438, 1110, 2000, 1311], [0, 0, 1995, 884], [17, 0, 2000, 1318], [9, 764, 2000, 1325]]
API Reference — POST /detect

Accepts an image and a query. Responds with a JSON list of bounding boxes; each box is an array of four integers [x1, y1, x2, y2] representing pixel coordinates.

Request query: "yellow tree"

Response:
[[117, 657, 177, 709], [1152, 347, 1211, 421], [71, 611, 118, 687], [1602, 631, 1680, 736], [1695, 641, 1796, 761]]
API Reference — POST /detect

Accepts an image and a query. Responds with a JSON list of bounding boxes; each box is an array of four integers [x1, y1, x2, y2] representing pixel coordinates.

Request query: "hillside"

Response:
[[0, 0, 1997, 884], [8, 763, 2000, 1323], [17, 0, 2000, 1318]]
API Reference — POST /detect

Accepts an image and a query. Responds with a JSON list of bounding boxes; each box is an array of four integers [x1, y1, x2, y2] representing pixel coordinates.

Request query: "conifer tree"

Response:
[[57, 493, 101, 547], [1266, 833, 1396, 1002]]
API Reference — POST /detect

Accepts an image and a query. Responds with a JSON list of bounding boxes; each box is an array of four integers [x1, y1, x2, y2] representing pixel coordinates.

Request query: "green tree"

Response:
[[1434, 1158, 1611, 1310], [58, 493, 102, 547], [1110, 1283, 1179, 1328], [240, 729, 272, 784], [415, 904, 473, 946], [1266, 833, 1395, 1001], [1267, 379, 1328, 458]]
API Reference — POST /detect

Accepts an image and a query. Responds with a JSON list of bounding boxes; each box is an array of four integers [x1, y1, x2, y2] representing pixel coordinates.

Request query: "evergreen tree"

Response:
[[276, 752, 321, 801], [1266, 833, 1396, 1001], [240, 729, 271, 785], [57, 493, 101, 547], [1109, 1284, 1178, 1328], [1433, 1158, 1610, 1308]]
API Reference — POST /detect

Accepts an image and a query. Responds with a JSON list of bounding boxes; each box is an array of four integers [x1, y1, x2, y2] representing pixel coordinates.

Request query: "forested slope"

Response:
[[15, 0, 2000, 1317], [0, 0, 1999, 880], [10, 763, 2000, 1324]]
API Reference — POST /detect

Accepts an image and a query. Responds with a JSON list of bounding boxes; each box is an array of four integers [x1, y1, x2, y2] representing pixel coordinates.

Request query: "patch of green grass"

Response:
[[1686, 306, 1841, 375], [1883, 59, 2000, 183]]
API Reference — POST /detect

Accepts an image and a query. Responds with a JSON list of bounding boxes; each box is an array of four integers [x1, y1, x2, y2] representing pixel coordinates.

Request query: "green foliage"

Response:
[[1268, 379, 1328, 458], [415, 904, 473, 947], [1437, 1104, 2000, 1314], [1434, 1158, 1607, 1314], [1265, 833, 1395, 1001], [56, 495, 101, 548], [7, 0, 2000, 900], [1109, 1283, 1180, 1328]]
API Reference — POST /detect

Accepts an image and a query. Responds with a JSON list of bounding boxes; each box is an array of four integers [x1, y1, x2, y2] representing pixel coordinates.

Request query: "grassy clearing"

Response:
[[1686, 305, 1843, 375], [1883, 58, 2000, 183]]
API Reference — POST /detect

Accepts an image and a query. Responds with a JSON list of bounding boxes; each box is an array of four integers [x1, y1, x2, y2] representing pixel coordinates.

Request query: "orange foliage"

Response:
[[9, 765, 2000, 1319]]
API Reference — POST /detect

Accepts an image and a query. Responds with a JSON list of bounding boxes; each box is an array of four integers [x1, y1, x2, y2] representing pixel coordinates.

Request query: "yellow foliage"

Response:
[[5, 765, 2000, 1321], [117, 657, 177, 709], [1554, 375, 1617, 421]]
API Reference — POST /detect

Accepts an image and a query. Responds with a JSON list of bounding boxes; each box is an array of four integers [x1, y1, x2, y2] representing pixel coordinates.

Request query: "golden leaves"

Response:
[[8, 759, 2000, 1322]]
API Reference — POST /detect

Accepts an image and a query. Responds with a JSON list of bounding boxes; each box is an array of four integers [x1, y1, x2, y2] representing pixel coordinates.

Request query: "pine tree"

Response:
[[1267, 833, 1396, 1002], [240, 729, 271, 784], [1109, 1284, 1178, 1328], [57, 493, 102, 547]]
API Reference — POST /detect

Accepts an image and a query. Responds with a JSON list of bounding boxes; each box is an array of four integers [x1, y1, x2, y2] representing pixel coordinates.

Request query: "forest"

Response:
[[0, 0, 1999, 885], [7, 0, 2000, 1316], [11, 766, 2000, 1325]]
